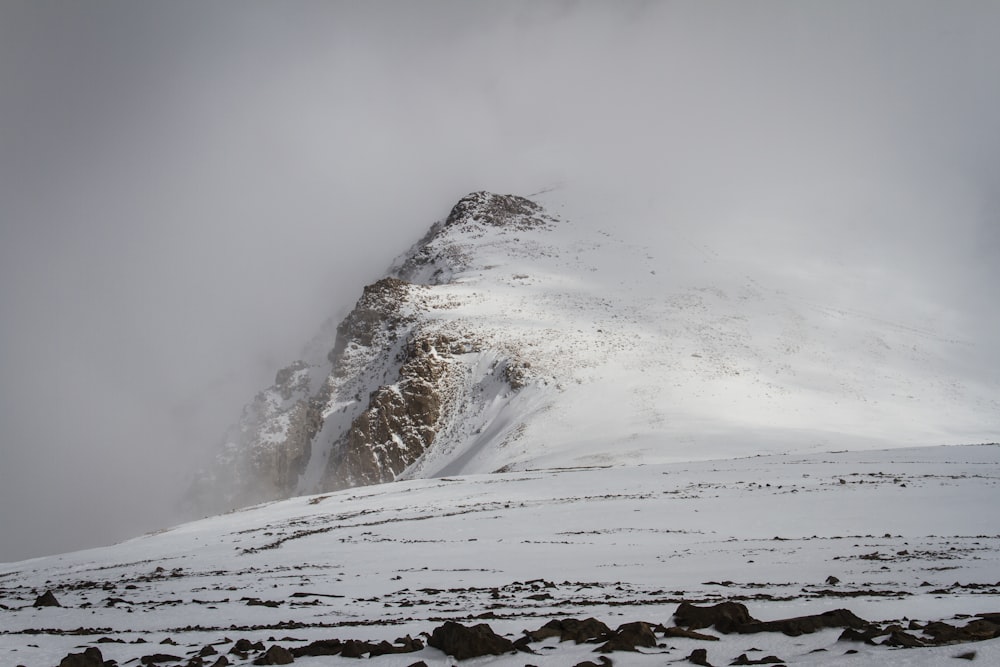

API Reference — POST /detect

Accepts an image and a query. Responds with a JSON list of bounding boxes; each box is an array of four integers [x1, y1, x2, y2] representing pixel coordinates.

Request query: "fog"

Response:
[[1, 1, 998, 562]]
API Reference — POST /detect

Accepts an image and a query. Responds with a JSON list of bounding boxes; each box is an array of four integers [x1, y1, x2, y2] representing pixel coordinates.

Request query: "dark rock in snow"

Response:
[[923, 617, 1000, 643], [290, 639, 342, 657], [674, 602, 756, 633], [140, 654, 183, 665], [34, 590, 61, 607], [730, 653, 785, 665], [252, 645, 294, 665], [686, 647, 714, 666], [525, 617, 612, 644], [58, 647, 105, 667], [428, 620, 516, 659], [573, 657, 613, 667], [658, 625, 720, 641], [737, 608, 868, 636], [595, 621, 658, 653]]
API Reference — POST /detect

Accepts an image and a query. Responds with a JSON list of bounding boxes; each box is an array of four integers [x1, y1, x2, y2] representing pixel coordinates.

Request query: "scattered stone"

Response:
[[525, 618, 612, 644], [427, 620, 516, 659], [953, 651, 977, 661], [730, 654, 785, 665], [291, 639, 342, 657], [573, 658, 613, 667], [595, 621, 657, 653], [737, 608, 868, 636], [58, 647, 104, 667], [244, 597, 281, 608], [838, 627, 881, 644], [674, 602, 756, 633], [883, 630, 925, 648], [686, 647, 713, 666], [659, 626, 720, 641], [252, 645, 294, 665], [140, 654, 183, 665], [34, 590, 61, 607], [912, 617, 1000, 645]]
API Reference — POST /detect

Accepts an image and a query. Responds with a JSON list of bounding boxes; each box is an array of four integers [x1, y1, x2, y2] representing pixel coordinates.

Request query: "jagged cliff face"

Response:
[[189, 190, 1000, 516], [190, 192, 551, 513], [187, 360, 322, 511]]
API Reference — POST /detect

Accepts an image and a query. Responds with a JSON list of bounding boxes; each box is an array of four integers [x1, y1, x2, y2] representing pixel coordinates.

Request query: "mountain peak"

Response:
[[186, 191, 999, 517], [443, 191, 552, 231]]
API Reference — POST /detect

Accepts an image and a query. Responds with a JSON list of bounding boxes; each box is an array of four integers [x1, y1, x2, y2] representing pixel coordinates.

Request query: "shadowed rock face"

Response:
[[187, 360, 323, 512]]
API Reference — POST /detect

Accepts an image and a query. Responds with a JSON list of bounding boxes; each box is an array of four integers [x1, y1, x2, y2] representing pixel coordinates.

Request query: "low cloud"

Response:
[[1, 1, 997, 560]]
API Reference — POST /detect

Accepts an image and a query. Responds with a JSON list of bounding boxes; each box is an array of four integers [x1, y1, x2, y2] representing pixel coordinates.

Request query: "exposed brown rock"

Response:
[[328, 278, 418, 367], [324, 332, 459, 488], [730, 654, 785, 665], [595, 621, 658, 653], [525, 617, 612, 644], [737, 608, 868, 636], [674, 602, 756, 633], [686, 647, 714, 666], [658, 626, 720, 641], [58, 647, 105, 667], [252, 645, 295, 665], [291, 639, 343, 657], [427, 620, 516, 660], [140, 654, 183, 665], [189, 191, 545, 515], [34, 590, 61, 607]]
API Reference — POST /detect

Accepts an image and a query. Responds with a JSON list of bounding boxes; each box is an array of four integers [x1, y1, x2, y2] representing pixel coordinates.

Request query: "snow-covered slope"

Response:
[[191, 191, 998, 513], [3, 444, 1000, 666]]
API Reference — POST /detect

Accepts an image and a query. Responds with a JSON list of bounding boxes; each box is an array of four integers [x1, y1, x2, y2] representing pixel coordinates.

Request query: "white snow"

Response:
[[2, 444, 998, 666], [7, 193, 995, 666]]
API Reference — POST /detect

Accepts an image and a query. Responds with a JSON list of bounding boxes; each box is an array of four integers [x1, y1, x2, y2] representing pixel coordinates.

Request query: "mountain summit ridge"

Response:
[[188, 190, 999, 516], [188, 192, 552, 513]]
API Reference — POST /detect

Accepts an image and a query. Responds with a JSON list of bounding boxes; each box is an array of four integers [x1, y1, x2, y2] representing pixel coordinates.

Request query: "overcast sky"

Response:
[[1, 1, 998, 561]]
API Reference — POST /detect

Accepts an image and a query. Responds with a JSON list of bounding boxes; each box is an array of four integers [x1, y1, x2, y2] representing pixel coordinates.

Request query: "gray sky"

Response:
[[1, 1, 998, 561]]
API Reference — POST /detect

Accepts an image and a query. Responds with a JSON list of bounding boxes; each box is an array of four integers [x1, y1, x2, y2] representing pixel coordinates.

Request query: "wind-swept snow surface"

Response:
[[3, 444, 999, 666]]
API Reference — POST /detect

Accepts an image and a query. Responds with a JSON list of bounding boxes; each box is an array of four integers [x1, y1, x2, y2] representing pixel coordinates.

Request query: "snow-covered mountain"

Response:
[[2, 191, 999, 667], [188, 191, 998, 515]]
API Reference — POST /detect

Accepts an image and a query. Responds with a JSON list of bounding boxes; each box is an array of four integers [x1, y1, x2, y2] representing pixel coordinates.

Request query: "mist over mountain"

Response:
[[1, 1, 999, 563], [184, 190, 997, 517]]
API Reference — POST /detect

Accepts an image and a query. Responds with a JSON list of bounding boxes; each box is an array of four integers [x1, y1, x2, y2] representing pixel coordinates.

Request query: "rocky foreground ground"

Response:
[[4, 444, 999, 666]]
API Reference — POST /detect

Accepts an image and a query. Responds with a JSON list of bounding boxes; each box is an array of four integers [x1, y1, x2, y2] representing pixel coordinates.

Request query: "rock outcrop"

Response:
[[187, 359, 323, 511], [323, 332, 472, 489], [188, 192, 547, 515]]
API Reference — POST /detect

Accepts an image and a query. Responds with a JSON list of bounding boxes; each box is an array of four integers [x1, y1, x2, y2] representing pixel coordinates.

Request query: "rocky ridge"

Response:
[[189, 192, 554, 514]]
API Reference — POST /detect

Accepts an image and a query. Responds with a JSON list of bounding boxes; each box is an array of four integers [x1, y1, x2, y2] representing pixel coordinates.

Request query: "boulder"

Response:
[[428, 621, 516, 660], [595, 621, 658, 653], [33, 590, 61, 607], [58, 648, 105, 667], [674, 602, 755, 633]]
